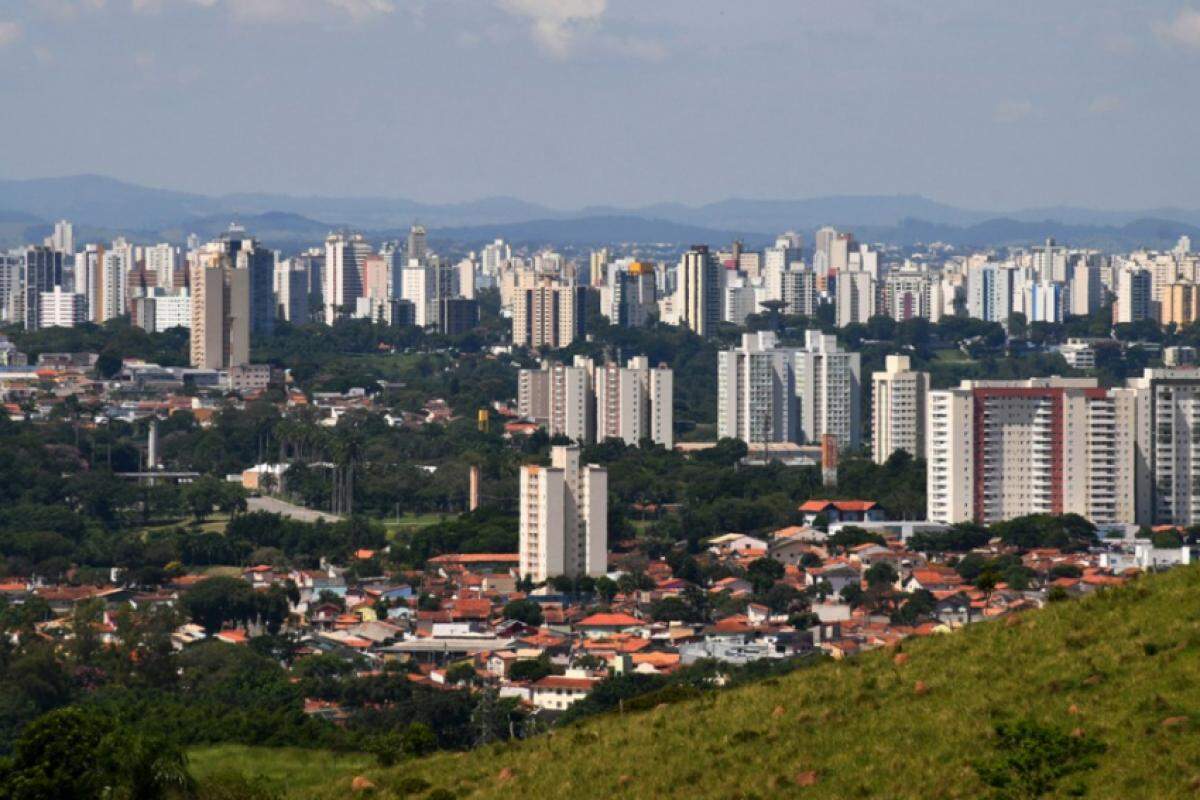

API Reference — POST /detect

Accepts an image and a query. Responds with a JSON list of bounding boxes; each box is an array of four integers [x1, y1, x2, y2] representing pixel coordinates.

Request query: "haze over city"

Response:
[[1, 0, 1199, 209]]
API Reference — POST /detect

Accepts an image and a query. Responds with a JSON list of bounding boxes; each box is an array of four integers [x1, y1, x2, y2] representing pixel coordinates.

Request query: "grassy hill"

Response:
[[191, 566, 1200, 799]]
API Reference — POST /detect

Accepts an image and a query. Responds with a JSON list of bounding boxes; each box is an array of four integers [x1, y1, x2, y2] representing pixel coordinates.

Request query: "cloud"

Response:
[[33, 0, 107, 19], [1088, 94, 1121, 114], [0, 21, 21, 48], [498, 0, 607, 59], [131, 0, 394, 22], [1156, 7, 1200, 48], [993, 100, 1032, 124]]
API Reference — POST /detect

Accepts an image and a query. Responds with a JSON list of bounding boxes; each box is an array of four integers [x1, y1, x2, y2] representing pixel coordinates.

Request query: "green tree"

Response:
[[501, 598, 544, 627]]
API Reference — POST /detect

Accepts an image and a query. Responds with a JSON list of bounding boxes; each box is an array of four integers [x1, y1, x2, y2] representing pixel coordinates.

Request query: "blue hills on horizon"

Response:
[[1, 174, 1197, 251]]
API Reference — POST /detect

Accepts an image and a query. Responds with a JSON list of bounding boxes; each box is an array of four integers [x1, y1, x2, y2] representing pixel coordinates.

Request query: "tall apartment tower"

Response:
[[594, 356, 674, 448], [19, 246, 65, 330], [717, 331, 799, 446], [406, 224, 428, 264], [324, 232, 373, 324], [519, 445, 607, 582], [1160, 283, 1200, 327], [678, 245, 721, 337], [190, 244, 250, 369], [1115, 268, 1152, 324], [275, 258, 311, 323], [512, 280, 586, 349], [795, 330, 862, 449], [925, 378, 1139, 525], [517, 358, 595, 444], [835, 270, 876, 327], [1069, 261, 1103, 317], [217, 226, 275, 336], [872, 355, 929, 464], [1125, 368, 1200, 527]]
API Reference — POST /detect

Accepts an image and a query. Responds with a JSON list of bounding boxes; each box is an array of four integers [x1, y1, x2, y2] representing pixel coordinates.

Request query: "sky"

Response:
[[0, 0, 1199, 210]]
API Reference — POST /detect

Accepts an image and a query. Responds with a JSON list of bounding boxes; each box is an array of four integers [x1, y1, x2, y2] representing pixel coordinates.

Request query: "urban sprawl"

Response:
[[1, 219, 1198, 728]]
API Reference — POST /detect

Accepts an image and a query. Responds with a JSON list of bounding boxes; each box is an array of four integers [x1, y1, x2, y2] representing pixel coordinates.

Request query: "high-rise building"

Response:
[[717, 331, 799, 446], [457, 256, 477, 300], [1125, 368, 1200, 527], [678, 245, 721, 337], [399, 259, 436, 328], [603, 261, 657, 327], [1115, 268, 1152, 324], [883, 270, 933, 322], [780, 269, 819, 318], [966, 263, 1024, 324], [1031, 238, 1069, 283], [594, 356, 673, 448], [512, 280, 586, 349], [323, 232, 373, 324], [1160, 283, 1200, 327], [795, 330, 862, 449], [1024, 280, 1068, 323], [481, 239, 511, 276], [1069, 261, 1103, 317], [0, 251, 20, 323], [144, 244, 178, 292], [38, 287, 86, 328], [872, 355, 929, 465], [48, 220, 73, 255], [406, 224, 428, 264], [19, 246, 65, 330], [438, 297, 479, 335], [835, 270, 875, 327], [215, 226, 275, 336], [190, 243, 250, 369], [275, 258, 311, 323], [517, 358, 594, 444], [519, 445, 607, 581], [926, 378, 1139, 525]]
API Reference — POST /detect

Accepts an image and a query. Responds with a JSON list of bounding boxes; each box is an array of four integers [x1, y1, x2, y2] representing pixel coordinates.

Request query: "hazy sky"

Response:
[[1, 0, 1199, 209]]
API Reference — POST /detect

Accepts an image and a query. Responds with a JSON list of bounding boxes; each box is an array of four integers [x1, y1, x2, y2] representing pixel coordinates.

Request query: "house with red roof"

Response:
[[530, 671, 601, 711], [576, 612, 643, 639], [798, 499, 885, 526]]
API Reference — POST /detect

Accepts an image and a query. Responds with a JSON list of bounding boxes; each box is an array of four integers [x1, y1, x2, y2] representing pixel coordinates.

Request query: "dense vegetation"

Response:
[[190, 565, 1200, 799]]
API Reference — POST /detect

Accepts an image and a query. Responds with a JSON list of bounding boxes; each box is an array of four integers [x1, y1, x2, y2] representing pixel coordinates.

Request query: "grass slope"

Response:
[[193, 566, 1200, 799]]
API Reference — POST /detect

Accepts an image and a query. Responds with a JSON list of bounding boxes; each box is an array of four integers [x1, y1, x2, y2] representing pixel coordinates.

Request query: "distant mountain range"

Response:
[[1, 174, 1198, 251]]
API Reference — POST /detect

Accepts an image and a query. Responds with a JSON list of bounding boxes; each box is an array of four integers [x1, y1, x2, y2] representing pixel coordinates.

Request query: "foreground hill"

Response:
[[192, 566, 1200, 799]]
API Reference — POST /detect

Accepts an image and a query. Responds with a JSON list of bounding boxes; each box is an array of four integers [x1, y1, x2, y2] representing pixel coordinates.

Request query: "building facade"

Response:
[[872, 355, 929, 465], [519, 445, 607, 581]]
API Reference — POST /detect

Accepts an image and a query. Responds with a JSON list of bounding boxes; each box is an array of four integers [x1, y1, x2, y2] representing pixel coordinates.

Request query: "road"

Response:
[[246, 496, 342, 524]]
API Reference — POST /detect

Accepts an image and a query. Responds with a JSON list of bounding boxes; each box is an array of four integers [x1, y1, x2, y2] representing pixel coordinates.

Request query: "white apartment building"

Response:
[[718, 330, 860, 449], [144, 243, 178, 292], [401, 259, 437, 327], [517, 358, 594, 444], [835, 271, 875, 327], [677, 245, 721, 337], [519, 445, 607, 581], [1115, 268, 1152, 324], [925, 378, 1138, 525], [323, 232, 373, 324], [1125, 369, 1200, 527], [594, 356, 673, 448], [38, 287, 86, 328], [779, 268, 819, 318], [883, 270, 933, 322], [795, 330, 861, 449], [717, 331, 799, 445], [872, 355, 929, 465]]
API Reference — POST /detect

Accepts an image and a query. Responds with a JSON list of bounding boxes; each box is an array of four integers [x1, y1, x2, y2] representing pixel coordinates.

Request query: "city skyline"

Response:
[[1, 1, 1198, 210]]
